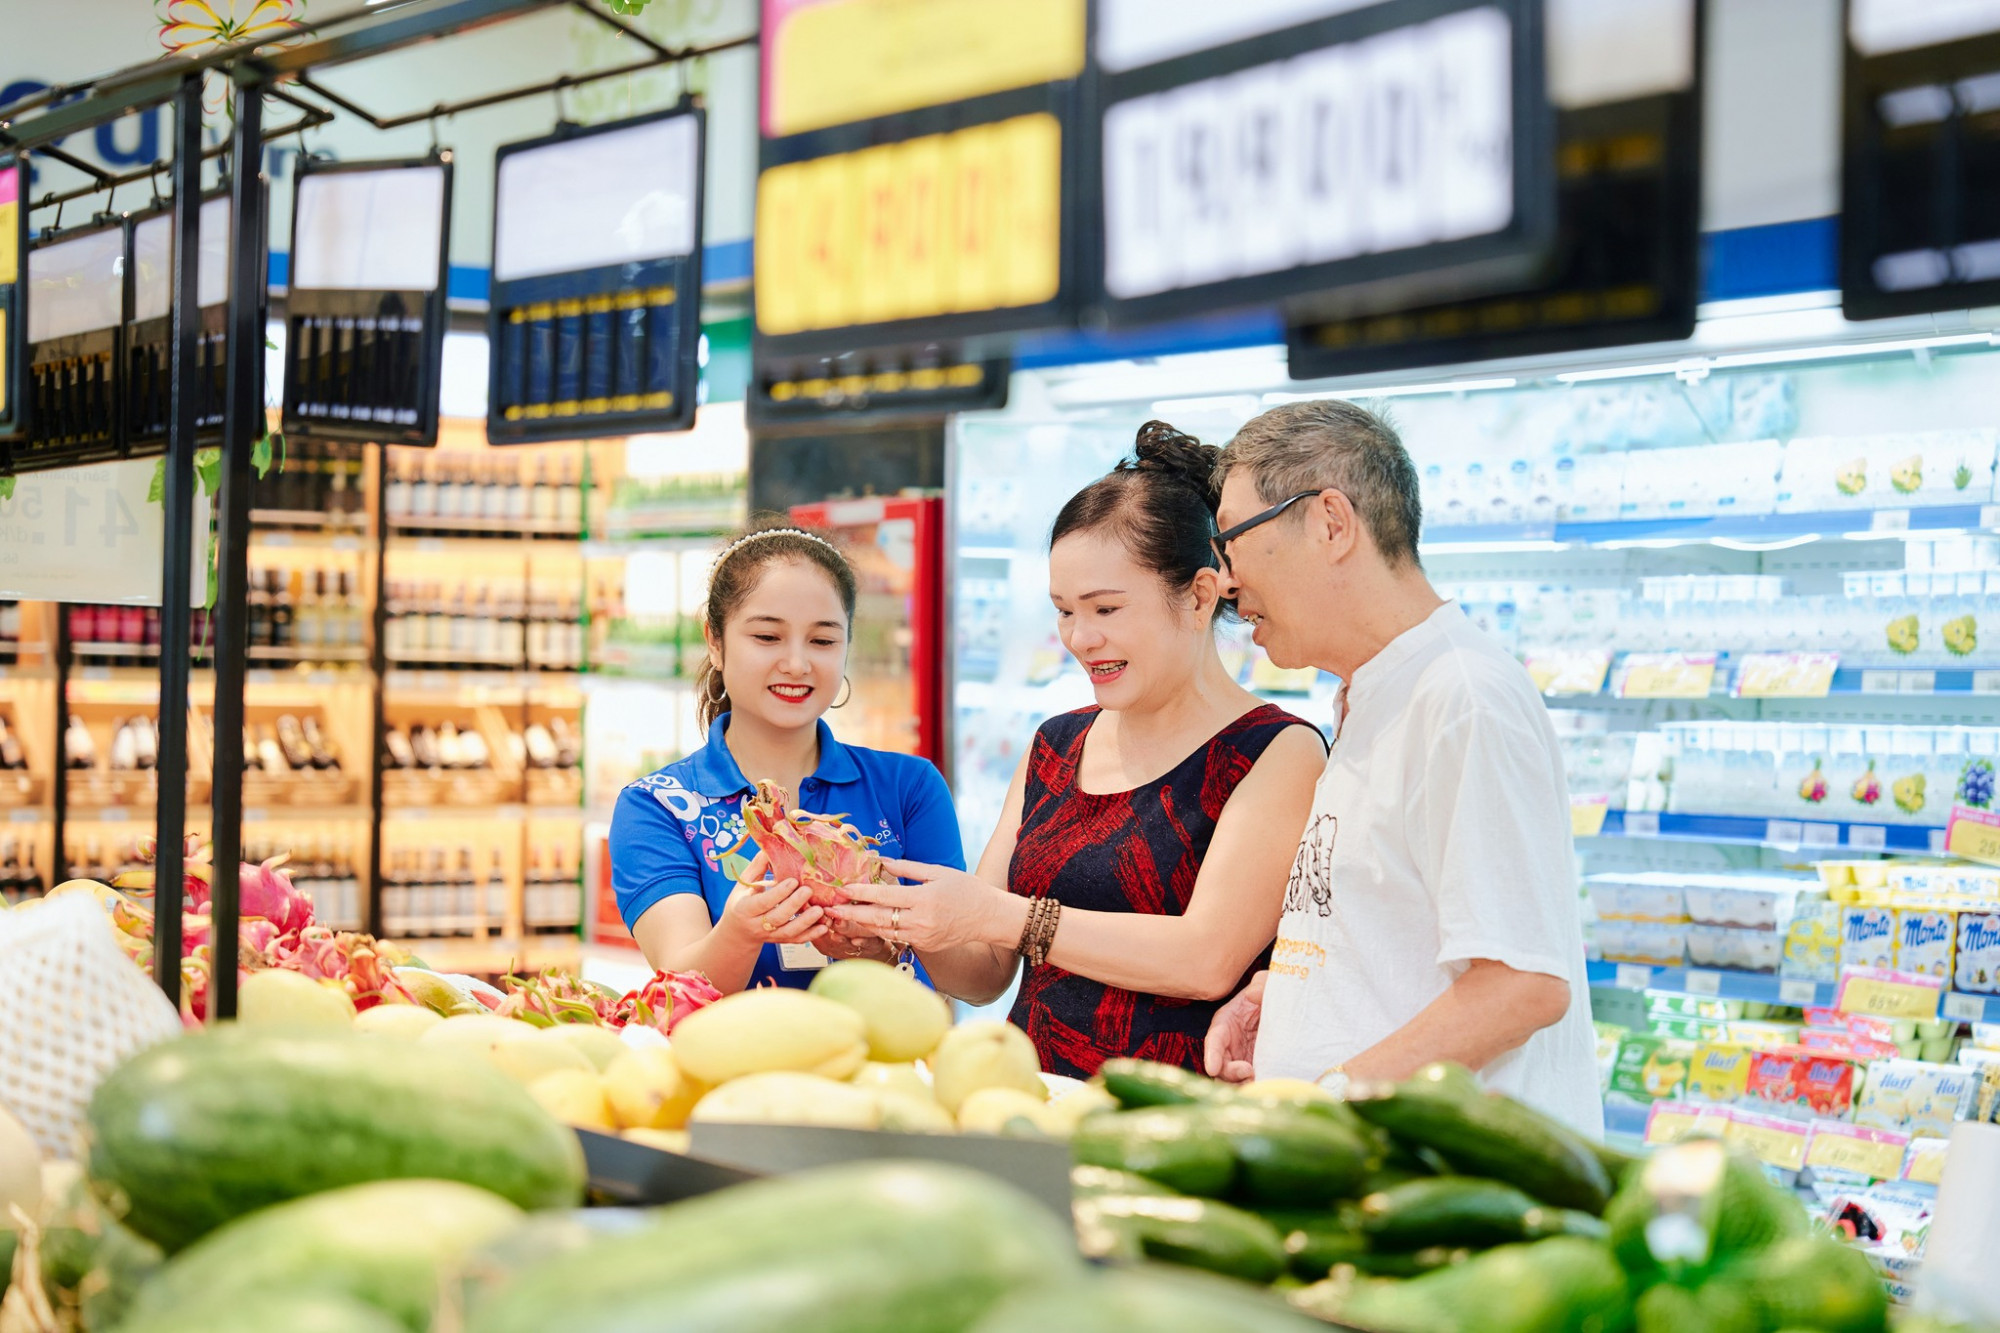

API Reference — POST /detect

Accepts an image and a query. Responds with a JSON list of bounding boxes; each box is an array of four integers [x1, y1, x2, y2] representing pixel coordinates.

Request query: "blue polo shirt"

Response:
[[609, 713, 965, 991]]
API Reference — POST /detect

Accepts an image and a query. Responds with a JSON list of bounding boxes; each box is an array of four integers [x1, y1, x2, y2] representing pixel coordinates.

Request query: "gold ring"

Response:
[[890, 908, 903, 933], [763, 919, 775, 933]]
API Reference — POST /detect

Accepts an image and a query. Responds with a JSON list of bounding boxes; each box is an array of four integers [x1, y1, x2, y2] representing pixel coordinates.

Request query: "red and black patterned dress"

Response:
[[1007, 702, 1321, 1077]]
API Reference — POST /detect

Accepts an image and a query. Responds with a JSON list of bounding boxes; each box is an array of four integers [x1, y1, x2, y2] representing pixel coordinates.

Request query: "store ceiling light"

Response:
[[1263, 377, 1519, 404]]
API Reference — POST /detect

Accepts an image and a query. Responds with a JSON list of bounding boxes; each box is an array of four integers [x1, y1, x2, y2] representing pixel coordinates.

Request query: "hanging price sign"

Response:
[[1570, 795, 1610, 838], [1804, 1121, 1910, 1182], [1736, 651, 1839, 698], [0, 458, 210, 604], [1724, 1111, 1810, 1173]]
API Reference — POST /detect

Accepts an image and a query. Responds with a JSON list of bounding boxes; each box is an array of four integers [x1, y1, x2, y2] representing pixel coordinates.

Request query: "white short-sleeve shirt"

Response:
[[1254, 601, 1604, 1136]]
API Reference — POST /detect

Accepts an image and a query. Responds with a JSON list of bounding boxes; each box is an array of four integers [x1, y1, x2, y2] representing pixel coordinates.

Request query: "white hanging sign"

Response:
[[0, 458, 211, 605]]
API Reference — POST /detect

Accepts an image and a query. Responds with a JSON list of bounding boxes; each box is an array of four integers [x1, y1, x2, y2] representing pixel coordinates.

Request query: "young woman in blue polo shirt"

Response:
[[608, 524, 963, 992]]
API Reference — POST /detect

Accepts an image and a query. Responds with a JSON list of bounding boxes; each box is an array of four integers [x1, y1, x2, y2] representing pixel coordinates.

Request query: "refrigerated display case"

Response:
[[790, 495, 946, 767]]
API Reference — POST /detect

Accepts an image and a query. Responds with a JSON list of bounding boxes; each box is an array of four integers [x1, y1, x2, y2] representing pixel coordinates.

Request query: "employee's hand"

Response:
[[825, 858, 1007, 954], [722, 853, 826, 947], [1204, 970, 1268, 1083]]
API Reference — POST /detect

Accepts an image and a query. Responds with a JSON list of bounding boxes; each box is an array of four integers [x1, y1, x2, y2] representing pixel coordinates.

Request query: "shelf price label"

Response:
[[1571, 795, 1610, 838], [1725, 1111, 1809, 1173], [1804, 1122, 1910, 1182], [1735, 651, 1838, 698], [1644, 1100, 1732, 1145], [1946, 805, 2000, 867], [1943, 992, 1987, 1023], [1615, 652, 1716, 698], [1778, 978, 1819, 1006], [1684, 969, 1723, 996], [1836, 966, 1943, 1020], [1614, 963, 1653, 990]]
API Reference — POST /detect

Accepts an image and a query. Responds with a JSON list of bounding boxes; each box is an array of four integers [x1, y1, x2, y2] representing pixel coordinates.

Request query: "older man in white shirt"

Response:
[[1203, 399, 1601, 1135]]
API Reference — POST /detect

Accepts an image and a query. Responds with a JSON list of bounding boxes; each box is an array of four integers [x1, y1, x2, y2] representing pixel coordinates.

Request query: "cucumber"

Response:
[[117, 1292, 409, 1333], [1295, 1237, 1632, 1333], [118, 1179, 526, 1333], [1345, 1064, 1612, 1214], [1604, 1138, 1805, 1289], [1206, 1103, 1374, 1207], [464, 1161, 1083, 1333], [1258, 1207, 1368, 1280], [1097, 1059, 1227, 1109], [87, 1028, 586, 1251], [1521, 1206, 1610, 1242], [1743, 1236, 1889, 1333], [1076, 1194, 1288, 1285], [971, 1267, 1323, 1332], [1072, 1165, 1177, 1198], [1071, 1106, 1237, 1197], [1358, 1177, 1543, 1251], [1589, 1137, 1643, 1190]]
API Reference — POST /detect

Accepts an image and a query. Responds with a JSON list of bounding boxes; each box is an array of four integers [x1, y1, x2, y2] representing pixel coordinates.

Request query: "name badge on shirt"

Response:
[[779, 943, 830, 971]]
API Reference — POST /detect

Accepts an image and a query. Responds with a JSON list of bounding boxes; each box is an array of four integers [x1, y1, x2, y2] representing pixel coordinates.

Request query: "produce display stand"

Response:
[[574, 1127, 762, 1206], [0, 0, 746, 1016]]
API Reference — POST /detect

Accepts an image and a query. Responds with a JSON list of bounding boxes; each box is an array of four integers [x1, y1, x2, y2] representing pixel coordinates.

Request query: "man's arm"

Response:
[[1342, 959, 1571, 1083]]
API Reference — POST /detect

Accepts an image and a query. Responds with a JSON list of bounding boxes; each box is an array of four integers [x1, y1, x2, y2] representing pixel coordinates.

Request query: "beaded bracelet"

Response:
[[1016, 896, 1062, 968]]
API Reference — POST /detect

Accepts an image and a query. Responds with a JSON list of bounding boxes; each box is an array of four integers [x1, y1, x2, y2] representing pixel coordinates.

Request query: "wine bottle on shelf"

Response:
[[530, 456, 556, 524], [256, 725, 288, 776], [133, 715, 157, 770], [294, 571, 321, 656], [21, 846, 45, 900], [524, 845, 545, 928], [434, 456, 460, 522], [409, 455, 435, 522], [436, 721, 463, 769], [385, 725, 416, 770], [481, 460, 507, 523], [301, 715, 338, 770], [381, 850, 406, 936], [272, 571, 298, 650], [504, 457, 530, 523], [65, 715, 97, 770], [549, 716, 580, 769], [484, 850, 508, 934], [523, 721, 558, 769], [385, 453, 410, 520], [410, 724, 441, 770], [117, 603, 146, 666], [0, 715, 27, 771], [275, 715, 313, 770], [0, 838, 20, 906], [454, 847, 478, 937], [242, 726, 261, 772], [109, 717, 138, 771], [455, 459, 479, 524], [457, 722, 490, 769], [247, 570, 272, 648], [423, 848, 449, 937], [558, 454, 583, 530]]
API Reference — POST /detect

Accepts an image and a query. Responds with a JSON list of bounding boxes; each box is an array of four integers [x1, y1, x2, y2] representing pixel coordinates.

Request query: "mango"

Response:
[[1039, 1083, 1119, 1136], [488, 1029, 597, 1086], [809, 960, 952, 1062], [689, 1072, 881, 1130], [352, 1003, 443, 1040], [622, 1128, 691, 1154], [419, 1013, 539, 1062], [550, 1024, 628, 1072], [669, 989, 869, 1085], [930, 1020, 1046, 1116], [604, 1048, 707, 1131], [850, 1061, 937, 1105], [873, 1091, 957, 1134], [237, 969, 357, 1029], [956, 1087, 1052, 1136], [529, 1068, 615, 1131]]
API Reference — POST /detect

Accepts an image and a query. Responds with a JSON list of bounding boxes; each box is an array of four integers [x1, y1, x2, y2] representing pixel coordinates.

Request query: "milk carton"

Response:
[[1956, 912, 2000, 995], [1842, 906, 1897, 971], [1895, 907, 1957, 980]]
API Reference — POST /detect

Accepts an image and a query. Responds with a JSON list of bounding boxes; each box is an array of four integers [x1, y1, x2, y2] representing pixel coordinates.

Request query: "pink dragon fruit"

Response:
[[725, 779, 887, 908], [498, 969, 625, 1027], [612, 969, 723, 1034]]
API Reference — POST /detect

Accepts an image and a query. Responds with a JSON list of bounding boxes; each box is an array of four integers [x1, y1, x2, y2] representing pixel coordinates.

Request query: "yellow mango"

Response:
[[487, 1028, 597, 1086], [529, 1067, 616, 1131], [236, 969, 357, 1029], [550, 1024, 628, 1072], [930, 1020, 1045, 1115], [352, 1003, 443, 1040], [604, 1047, 707, 1131], [668, 989, 869, 1085], [688, 1071, 881, 1130], [956, 1087, 1051, 1136], [809, 959, 952, 1061]]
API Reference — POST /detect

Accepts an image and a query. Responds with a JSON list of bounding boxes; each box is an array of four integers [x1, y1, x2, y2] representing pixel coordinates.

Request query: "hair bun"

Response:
[[1127, 420, 1221, 512]]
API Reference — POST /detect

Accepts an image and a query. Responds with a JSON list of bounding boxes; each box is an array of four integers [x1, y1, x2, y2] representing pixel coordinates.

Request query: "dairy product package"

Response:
[[1592, 919, 1687, 967], [1843, 906, 1898, 971], [1795, 1053, 1862, 1119], [1647, 993, 1743, 1020], [1853, 1059, 1979, 1136], [1902, 1135, 1952, 1186], [1689, 924, 1785, 973], [1895, 907, 1957, 980], [1744, 1050, 1803, 1116], [1587, 875, 1688, 922], [1684, 878, 1805, 930], [1956, 912, 2000, 995], [1687, 1042, 1755, 1104], [1726, 1020, 1804, 1050], [1784, 897, 1844, 982], [1608, 1033, 1691, 1103], [1651, 1016, 1730, 1042]]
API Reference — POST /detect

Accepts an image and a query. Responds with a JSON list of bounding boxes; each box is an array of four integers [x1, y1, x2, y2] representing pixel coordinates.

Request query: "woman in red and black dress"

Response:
[[827, 423, 1326, 1077]]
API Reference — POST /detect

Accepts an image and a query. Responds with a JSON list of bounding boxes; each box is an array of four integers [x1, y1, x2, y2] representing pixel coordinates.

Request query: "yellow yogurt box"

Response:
[[1686, 1042, 1754, 1104]]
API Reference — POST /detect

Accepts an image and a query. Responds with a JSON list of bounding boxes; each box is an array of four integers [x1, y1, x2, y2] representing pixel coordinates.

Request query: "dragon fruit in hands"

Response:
[[613, 969, 723, 1034], [724, 778, 888, 908]]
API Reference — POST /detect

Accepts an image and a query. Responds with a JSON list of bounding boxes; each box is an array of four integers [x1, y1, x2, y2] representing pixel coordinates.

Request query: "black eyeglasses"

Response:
[[1210, 491, 1324, 573]]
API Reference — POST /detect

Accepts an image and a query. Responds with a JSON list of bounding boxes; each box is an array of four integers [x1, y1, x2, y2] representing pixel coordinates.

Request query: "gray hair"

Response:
[[1218, 400, 1423, 568]]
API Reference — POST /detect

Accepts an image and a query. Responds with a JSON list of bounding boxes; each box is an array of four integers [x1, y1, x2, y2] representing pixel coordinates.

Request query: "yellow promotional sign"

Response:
[[768, 0, 1085, 137], [1616, 652, 1717, 699], [1723, 1113, 1809, 1173], [1570, 796, 1609, 839], [1804, 1126, 1907, 1182], [1946, 806, 2000, 867], [756, 113, 1062, 335], [1836, 966, 1943, 1020]]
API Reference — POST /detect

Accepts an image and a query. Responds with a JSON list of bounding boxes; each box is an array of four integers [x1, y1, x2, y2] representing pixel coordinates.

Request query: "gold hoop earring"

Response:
[[703, 670, 727, 705], [833, 676, 852, 708]]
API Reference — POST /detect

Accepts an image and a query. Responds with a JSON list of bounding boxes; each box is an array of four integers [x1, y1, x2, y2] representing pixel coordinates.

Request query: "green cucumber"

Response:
[[465, 1161, 1083, 1333], [1206, 1103, 1374, 1207], [1743, 1236, 1889, 1333], [1071, 1106, 1237, 1197], [1072, 1165, 1177, 1198], [1521, 1206, 1610, 1242], [1359, 1177, 1543, 1251], [1589, 1137, 1643, 1190], [86, 1028, 586, 1251], [1604, 1138, 1805, 1289], [118, 1179, 525, 1333], [971, 1267, 1323, 1332], [1294, 1237, 1632, 1333], [1345, 1063, 1612, 1214], [1076, 1194, 1288, 1285], [1259, 1207, 1368, 1280], [1097, 1059, 1227, 1109]]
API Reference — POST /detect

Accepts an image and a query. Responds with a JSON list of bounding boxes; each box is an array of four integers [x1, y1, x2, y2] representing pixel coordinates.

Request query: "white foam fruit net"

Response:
[[0, 895, 183, 1160]]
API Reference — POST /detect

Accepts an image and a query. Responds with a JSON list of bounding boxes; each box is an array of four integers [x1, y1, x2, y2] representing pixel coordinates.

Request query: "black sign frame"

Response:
[[1092, 0, 1557, 330], [0, 156, 25, 445], [1840, 4, 2000, 320], [748, 347, 1010, 430], [16, 211, 132, 473], [486, 102, 707, 444], [124, 186, 243, 455], [752, 79, 1091, 364], [1287, 37, 1704, 379], [281, 153, 454, 447]]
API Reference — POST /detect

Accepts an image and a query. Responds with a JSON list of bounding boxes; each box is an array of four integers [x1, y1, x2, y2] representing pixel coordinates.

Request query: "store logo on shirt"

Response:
[[630, 772, 709, 823], [1284, 813, 1337, 918]]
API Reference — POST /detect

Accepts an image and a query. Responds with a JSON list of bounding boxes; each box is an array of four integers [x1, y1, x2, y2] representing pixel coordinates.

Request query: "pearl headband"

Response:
[[711, 527, 839, 571]]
